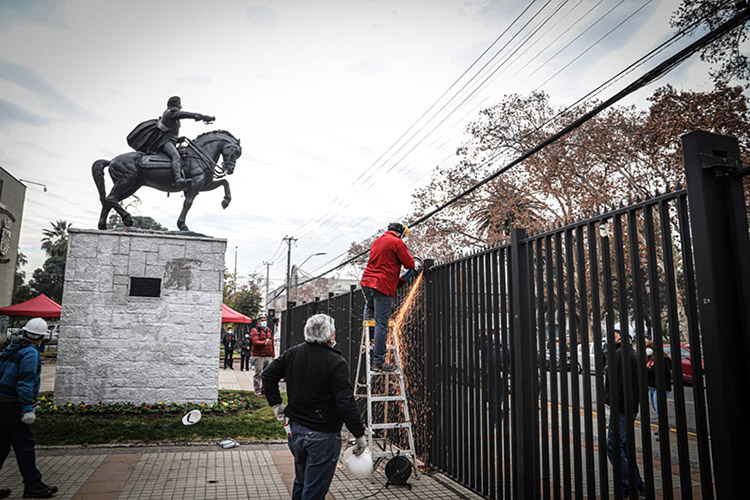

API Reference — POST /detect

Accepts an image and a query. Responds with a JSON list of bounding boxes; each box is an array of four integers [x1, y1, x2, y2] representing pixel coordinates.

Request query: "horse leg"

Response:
[[202, 179, 231, 209], [176, 185, 201, 231], [104, 181, 139, 227]]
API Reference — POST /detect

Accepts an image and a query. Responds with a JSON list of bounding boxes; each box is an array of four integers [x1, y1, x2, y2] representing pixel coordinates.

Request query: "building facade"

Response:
[[0, 167, 26, 307]]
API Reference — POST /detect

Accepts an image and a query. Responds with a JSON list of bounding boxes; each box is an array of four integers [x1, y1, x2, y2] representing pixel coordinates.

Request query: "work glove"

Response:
[[272, 404, 286, 422], [353, 435, 367, 456], [21, 411, 36, 425]]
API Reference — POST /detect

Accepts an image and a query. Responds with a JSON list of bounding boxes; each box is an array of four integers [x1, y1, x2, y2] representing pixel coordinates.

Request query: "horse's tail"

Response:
[[92, 159, 110, 202]]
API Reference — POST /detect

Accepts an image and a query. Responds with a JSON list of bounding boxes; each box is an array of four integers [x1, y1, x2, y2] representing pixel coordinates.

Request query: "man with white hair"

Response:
[[0, 318, 58, 498], [263, 313, 366, 500]]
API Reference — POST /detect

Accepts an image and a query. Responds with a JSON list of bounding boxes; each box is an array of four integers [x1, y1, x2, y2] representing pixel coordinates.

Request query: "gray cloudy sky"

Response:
[[0, 0, 724, 289]]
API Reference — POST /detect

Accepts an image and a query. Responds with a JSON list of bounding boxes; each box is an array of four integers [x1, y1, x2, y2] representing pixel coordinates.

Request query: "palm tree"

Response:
[[41, 220, 72, 258]]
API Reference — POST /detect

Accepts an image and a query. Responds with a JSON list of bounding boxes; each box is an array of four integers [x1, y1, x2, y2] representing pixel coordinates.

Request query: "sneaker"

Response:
[[0, 488, 11, 499], [371, 362, 396, 373], [23, 483, 57, 498]]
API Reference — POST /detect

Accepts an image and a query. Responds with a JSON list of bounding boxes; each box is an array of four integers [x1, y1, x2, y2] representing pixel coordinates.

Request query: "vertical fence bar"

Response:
[[601, 220, 624, 500], [682, 131, 750, 498], [626, 207, 655, 497], [510, 228, 536, 499], [565, 228, 582, 499], [675, 193, 714, 499], [536, 238, 550, 500], [643, 204, 673, 492], [501, 247, 512, 500], [613, 213, 639, 500], [575, 224, 596, 499], [478, 251, 490, 497], [553, 230, 571, 500], [468, 255, 478, 491], [659, 197, 693, 497], [587, 221, 608, 498]]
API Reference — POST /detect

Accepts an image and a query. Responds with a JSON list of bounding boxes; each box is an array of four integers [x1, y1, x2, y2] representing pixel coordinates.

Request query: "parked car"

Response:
[[576, 342, 607, 374], [663, 344, 703, 385]]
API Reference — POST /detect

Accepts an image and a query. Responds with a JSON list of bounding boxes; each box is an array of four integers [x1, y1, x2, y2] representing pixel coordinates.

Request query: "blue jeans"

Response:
[[0, 404, 43, 488], [362, 286, 394, 366], [648, 387, 670, 413], [607, 412, 644, 494], [288, 421, 342, 500]]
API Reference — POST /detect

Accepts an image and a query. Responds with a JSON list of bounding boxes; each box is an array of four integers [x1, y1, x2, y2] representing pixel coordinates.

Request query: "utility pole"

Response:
[[283, 236, 297, 309], [233, 246, 238, 298], [262, 261, 273, 305]]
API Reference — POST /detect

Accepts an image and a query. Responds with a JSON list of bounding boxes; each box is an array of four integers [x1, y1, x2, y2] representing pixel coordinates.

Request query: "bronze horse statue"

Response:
[[92, 130, 242, 231]]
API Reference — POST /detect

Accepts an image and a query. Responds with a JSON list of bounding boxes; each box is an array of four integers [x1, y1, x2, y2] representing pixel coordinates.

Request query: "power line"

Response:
[[288, 6, 750, 290]]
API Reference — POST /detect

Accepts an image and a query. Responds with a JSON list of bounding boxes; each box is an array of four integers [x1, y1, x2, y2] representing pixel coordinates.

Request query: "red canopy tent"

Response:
[[0, 294, 61, 318], [221, 303, 253, 324]]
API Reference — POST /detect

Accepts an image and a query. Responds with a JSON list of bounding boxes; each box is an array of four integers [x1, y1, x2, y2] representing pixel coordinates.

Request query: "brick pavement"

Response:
[[0, 444, 483, 499]]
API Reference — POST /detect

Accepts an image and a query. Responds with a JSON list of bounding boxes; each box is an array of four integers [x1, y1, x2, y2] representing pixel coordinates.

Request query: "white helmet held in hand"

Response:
[[343, 446, 373, 478], [23, 318, 48, 340]]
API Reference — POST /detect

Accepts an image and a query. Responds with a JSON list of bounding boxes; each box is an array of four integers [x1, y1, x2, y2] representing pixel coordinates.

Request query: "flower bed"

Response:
[[36, 390, 261, 415]]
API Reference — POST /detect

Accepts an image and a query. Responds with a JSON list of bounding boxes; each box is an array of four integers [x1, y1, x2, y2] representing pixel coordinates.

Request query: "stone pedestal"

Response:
[[54, 228, 225, 405]]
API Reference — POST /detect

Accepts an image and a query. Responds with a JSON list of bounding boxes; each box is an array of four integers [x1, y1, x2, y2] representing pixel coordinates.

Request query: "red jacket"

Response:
[[251, 327, 274, 357], [359, 231, 415, 297]]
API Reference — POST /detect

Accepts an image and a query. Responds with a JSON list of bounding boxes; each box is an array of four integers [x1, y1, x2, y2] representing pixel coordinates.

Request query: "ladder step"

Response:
[[372, 450, 415, 458], [371, 396, 406, 402], [369, 371, 401, 376], [371, 422, 411, 430]]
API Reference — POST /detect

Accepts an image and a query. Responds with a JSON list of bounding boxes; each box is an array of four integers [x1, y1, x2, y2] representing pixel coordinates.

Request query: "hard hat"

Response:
[[182, 409, 202, 425], [22, 318, 48, 340], [343, 446, 373, 478]]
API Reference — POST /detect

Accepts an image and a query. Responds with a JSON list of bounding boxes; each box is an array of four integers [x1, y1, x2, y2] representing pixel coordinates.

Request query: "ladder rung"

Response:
[[371, 396, 406, 402], [372, 450, 414, 458], [369, 371, 401, 376], [371, 422, 411, 430]]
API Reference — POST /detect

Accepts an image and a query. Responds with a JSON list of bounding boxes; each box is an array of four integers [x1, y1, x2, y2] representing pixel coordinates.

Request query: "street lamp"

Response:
[[293, 252, 326, 301]]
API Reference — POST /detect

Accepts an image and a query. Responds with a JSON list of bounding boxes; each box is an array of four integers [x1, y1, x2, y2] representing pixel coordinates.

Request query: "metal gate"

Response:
[[280, 131, 749, 498]]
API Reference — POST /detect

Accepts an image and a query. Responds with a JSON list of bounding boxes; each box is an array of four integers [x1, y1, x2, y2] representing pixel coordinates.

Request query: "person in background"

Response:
[[604, 329, 645, 498], [262, 314, 366, 500], [645, 340, 672, 440], [250, 315, 274, 397], [240, 333, 253, 372], [359, 222, 415, 372], [0, 318, 58, 499], [222, 327, 236, 370]]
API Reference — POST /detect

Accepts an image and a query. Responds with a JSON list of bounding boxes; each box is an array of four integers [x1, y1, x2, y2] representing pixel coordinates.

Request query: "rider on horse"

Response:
[[127, 96, 215, 189]]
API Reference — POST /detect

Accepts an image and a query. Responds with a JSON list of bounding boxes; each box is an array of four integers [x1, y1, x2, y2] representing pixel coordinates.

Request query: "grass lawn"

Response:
[[35, 391, 287, 446]]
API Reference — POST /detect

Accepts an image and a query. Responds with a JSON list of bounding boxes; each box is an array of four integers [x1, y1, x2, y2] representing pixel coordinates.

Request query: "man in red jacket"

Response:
[[250, 315, 275, 397], [360, 222, 415, 372]]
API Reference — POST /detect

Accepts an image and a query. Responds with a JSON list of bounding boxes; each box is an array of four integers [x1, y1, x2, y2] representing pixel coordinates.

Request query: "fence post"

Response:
[[348, 284, 357, 371], [284, 301, 296, 351], [510, 228, 536, 498], [682, 130, 750, 497]]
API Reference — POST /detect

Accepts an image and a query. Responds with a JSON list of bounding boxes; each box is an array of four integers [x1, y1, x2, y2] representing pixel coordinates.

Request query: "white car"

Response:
[[576, 342, 607, 374]]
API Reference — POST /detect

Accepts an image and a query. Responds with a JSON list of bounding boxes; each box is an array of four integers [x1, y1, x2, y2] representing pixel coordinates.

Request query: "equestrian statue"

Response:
[[92, 96, 242, 232]]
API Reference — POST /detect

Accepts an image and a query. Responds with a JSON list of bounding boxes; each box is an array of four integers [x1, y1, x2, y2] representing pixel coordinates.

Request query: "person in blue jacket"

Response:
[[0, 318, 58, 499]]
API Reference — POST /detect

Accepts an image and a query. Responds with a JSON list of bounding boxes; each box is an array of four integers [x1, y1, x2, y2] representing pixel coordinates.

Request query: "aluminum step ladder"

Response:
[[353, 319, 420, 479]]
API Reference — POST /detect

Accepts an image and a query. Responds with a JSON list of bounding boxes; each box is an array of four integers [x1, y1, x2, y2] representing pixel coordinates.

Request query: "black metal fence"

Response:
[[280, 132, 749, 499]]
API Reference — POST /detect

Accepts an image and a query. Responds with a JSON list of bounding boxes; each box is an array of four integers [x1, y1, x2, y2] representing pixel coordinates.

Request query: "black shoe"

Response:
[[0, 488, 11, 499], [23, 483, 57, 498], [371, 362, 396, 373]]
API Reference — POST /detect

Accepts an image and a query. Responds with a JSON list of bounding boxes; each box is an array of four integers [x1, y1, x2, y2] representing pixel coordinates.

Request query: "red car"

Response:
[[663, 344, 703, 385]]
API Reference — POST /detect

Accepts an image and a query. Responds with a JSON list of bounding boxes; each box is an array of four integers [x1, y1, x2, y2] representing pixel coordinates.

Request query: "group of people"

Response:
[[0, 222, 415, 500], [222, 315, 275, 398], [604, 329, 673, 498], [262, 221, 415, 499]]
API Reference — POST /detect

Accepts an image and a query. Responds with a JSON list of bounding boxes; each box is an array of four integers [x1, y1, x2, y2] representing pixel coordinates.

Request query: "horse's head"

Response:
[[221, 138, 242, 175]]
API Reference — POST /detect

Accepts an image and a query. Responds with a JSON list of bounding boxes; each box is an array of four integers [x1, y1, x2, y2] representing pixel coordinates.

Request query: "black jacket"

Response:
[[262, 342, 365, 437], [604, 341, 640, 415]]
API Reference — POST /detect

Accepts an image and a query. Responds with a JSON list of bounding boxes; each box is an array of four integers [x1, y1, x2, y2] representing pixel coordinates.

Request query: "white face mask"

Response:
[[261, 321, 267, 328], [646, 347, 654, 357]]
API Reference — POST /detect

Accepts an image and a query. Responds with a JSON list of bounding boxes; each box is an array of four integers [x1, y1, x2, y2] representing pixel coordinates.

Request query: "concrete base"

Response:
[[54, 228, 226, 405]]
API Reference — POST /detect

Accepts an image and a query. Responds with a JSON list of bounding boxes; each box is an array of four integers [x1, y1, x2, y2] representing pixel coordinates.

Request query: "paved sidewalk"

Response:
[[0, 443, 483, 499]]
